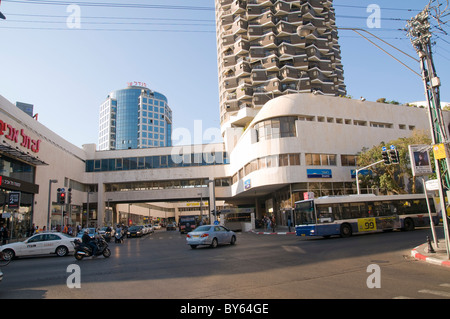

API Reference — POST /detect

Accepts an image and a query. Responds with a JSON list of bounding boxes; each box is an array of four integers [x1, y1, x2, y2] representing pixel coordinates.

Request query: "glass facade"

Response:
[[99, 85, 173, 150], [86, 152, 229, 172]]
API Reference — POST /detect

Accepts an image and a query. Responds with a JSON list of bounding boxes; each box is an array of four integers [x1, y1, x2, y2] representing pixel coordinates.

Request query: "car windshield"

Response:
[[129, 226, 139, 230], [195, 226, 212, 232]]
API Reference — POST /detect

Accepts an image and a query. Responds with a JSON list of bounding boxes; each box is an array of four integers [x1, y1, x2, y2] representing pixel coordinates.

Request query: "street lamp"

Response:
[[47, 179, 58, 231]]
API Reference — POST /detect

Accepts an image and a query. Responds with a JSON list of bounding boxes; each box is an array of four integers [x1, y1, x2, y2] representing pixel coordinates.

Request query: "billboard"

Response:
[[408, 145, 433, 176]]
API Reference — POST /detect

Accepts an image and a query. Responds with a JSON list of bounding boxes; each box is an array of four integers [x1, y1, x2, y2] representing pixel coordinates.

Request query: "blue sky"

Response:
[[0, 0, 449, 148]]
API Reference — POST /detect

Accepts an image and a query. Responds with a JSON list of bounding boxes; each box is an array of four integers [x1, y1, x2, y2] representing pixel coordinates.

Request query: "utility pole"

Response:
[[406, 0, 450, 258]]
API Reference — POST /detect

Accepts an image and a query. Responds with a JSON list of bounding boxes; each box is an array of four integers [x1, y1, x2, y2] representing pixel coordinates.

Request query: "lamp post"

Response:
[[47, 179, 58, 231], [197, 192, 203, 224], [86, 191, 92, 228], [207, 179, 216, 223]]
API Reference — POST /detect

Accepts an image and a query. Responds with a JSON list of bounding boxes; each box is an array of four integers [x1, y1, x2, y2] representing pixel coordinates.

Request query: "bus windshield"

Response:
[[295, 200, 316, 225]]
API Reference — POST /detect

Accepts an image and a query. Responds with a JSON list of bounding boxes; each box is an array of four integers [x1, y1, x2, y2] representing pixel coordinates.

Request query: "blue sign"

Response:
[[214, 220, 219, 225], [244, 179, 251, 190], [307, 169, 332, 178], [390, 145, 396, 150], [351, 169, 372, 178]]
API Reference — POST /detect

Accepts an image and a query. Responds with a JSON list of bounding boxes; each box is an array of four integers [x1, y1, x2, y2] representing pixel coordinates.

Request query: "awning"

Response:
[[0, 142, 48, 166]]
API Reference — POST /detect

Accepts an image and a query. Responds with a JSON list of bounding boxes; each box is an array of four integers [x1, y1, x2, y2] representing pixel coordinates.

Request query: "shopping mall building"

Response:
[[1, 92, 447, 238]]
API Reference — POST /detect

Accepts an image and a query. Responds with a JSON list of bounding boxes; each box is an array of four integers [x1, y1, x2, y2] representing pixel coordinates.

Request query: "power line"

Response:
[[2, 0, 214, 11], [2, 0, 423, 13]]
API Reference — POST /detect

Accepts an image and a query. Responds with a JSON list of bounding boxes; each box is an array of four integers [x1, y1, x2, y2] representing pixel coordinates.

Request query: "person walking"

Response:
[[271, 215, 276, 233]]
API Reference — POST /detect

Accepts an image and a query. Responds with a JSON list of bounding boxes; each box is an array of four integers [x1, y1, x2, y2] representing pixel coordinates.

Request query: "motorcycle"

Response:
[[103, 231, 111, 243], [73, 236, 111, 260], [115, 230, 123, 243]]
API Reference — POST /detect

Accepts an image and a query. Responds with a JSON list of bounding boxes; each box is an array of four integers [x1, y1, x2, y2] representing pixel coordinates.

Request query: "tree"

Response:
[[357, 130, 432, 194]]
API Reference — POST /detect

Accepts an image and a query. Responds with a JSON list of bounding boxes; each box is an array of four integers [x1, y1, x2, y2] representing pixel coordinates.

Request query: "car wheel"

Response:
[[210, 238, 218, 248], [56, 246, 69, 257], [2, 249, 15, 260], [230, 235, 236, 245], [190, 245, 198, 249]]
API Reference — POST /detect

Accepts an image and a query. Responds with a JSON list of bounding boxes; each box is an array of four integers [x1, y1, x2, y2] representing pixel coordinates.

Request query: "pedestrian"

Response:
[[271, 215, 276, 233], [1, 225, 9, 244]]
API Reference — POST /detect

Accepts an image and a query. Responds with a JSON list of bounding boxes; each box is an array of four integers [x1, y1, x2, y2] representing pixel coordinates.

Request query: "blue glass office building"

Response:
[[99, 84, 172, 150]]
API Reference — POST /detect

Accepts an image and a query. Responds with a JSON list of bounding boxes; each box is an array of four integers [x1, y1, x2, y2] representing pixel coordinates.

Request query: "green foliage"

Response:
[[357, 130, 433, 194]]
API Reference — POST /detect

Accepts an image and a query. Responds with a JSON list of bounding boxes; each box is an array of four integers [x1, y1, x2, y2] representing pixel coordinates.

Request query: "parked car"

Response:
[[147, 224, 155, 233], [153, 224, 161, 230], [127, 225, 144, 238], [166, 223, 177, 231], [0, 232, 76, 260], [186, 225, 237, 249]]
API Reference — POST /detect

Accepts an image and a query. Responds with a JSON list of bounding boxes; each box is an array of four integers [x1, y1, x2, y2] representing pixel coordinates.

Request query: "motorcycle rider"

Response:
[[115, 224, 123, 243], [82, 229, 98, 256]]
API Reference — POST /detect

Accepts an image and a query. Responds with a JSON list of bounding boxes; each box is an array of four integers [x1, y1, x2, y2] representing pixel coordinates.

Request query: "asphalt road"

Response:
[[1, 227, 449, 301]]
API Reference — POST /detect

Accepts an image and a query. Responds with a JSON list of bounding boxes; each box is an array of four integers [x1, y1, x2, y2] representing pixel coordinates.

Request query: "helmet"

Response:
[[84, 229, 89, 234]]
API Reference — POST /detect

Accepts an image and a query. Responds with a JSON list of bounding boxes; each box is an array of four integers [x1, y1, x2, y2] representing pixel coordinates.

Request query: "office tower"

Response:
[[99, 83, 173, 150], [215, 0, 346, 130], [16, 102, 34, 117]]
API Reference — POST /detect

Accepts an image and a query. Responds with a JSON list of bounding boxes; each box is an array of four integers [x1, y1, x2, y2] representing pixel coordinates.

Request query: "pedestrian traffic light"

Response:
[[381, 150, 390, 165], [389, 149, 400, 164]]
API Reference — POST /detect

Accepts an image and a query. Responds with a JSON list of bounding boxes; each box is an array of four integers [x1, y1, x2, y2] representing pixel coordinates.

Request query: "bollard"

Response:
[[427, 236, 436, 253]]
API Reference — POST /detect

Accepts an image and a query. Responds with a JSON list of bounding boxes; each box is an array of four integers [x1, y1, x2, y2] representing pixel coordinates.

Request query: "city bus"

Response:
[[294, 194, 438, 238]]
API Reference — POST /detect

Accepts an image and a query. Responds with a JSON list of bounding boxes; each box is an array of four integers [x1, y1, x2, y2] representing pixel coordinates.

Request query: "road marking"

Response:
[[418, 289, 450, 298]]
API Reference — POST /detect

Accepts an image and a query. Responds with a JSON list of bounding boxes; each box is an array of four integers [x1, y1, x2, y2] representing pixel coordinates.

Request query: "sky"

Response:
[[0, 0, 449, 149]]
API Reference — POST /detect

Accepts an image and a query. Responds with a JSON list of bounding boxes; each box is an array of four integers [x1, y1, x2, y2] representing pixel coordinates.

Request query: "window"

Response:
[[306, 153, 336, 166]]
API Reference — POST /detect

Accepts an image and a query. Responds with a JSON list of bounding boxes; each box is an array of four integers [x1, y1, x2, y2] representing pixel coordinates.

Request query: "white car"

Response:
[[153, 224, 161, 230], [0, 232, 76, 260]]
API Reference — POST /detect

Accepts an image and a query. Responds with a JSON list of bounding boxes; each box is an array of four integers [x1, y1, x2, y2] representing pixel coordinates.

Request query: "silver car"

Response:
[[186, 225, 237, 249]]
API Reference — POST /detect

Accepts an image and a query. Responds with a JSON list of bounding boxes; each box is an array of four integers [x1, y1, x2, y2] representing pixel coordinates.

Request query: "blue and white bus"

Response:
[[295, 194, 438, 238]]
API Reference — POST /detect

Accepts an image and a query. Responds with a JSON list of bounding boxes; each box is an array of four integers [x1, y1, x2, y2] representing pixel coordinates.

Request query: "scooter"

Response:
[[115, 231, 123, 243], [73, 236, 111, 260]]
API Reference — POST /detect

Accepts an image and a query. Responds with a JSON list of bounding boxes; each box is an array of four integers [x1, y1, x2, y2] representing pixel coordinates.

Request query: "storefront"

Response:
[[0, 154, 39, 240]]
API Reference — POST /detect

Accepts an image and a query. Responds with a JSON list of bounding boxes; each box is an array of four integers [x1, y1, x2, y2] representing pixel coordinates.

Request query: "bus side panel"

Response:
[[315, 224, 341, 237]]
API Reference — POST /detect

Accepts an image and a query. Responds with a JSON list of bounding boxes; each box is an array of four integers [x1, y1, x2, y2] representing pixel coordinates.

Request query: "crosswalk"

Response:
[[394, 283, 450, 299]]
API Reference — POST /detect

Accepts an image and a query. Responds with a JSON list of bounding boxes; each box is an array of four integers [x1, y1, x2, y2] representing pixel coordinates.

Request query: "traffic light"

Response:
[[389, 149, 400, 164], [381, 150, 390, 165], [57, 188, 66, 205], [59, 191, 66, 204], [67, 188, 72, 204]]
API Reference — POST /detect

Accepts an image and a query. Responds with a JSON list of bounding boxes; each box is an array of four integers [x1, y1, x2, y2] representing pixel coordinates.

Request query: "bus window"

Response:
[[316, 205, 334, 223], [295, 200, 316, 225]]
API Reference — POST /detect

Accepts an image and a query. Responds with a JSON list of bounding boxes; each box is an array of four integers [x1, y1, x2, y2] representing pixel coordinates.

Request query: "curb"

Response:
[[411, 244, 450, 268], [250, 230, 296, 235]]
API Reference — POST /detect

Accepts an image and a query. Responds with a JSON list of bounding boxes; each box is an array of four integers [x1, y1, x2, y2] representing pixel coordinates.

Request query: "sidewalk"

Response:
[[410, 237, 450, 268]]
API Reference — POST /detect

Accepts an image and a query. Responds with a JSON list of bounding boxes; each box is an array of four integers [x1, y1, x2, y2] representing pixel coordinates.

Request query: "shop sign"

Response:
[[0, 119, 41, 153], [307, 169, 332, 178], [127, 81, 147, 88], [8, 191, 20, 209]]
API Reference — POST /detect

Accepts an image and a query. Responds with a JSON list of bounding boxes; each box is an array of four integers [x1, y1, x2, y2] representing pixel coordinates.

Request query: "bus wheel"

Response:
[[340, 224, 352, 238], [403, 218, 415, 231]]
